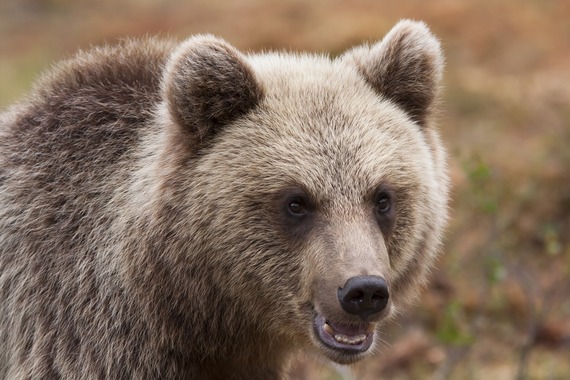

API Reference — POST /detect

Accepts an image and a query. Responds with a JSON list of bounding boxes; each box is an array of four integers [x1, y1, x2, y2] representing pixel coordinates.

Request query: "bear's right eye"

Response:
[[277, 190, 315, 241], [277, 188, 315, 238], [287, 197, 308, 217]]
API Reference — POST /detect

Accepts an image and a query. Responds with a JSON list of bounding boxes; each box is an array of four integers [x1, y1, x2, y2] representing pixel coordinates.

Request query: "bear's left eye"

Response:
[[376, 193, 391, 213], [373, 188, 396, 235]]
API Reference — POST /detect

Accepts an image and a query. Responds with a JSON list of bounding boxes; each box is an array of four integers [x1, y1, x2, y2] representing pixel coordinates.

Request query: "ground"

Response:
[[1, 0, 569, 378]]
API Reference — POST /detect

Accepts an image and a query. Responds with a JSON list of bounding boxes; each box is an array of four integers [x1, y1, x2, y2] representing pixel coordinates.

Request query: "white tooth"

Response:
[[323, 323, 335, 336], [333, 333, 367, 345]]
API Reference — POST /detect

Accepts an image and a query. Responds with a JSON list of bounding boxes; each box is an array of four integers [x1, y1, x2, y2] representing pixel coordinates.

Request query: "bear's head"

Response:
[[157, 20, 448, 364]]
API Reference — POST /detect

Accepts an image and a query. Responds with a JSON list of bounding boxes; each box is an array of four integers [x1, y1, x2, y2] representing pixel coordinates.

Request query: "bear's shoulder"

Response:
[[23, 37, 176, 119]]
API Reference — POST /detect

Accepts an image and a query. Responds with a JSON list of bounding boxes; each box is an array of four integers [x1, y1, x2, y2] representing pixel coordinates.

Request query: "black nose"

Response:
[[337, 275, 389, 318]]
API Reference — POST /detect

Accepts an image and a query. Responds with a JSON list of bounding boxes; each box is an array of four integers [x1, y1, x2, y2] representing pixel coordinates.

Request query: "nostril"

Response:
[[337, 275, 389, 318], [347, 290, 364, 303], [371, 292, 384, 301]]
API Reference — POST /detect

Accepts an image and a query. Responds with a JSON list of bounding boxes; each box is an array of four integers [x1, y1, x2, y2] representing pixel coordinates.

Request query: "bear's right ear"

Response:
[[162, 35, 263, 146]]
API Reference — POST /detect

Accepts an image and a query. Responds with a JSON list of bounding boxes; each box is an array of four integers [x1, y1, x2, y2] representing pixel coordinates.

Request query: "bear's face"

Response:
[[160, 20, 447, 364]]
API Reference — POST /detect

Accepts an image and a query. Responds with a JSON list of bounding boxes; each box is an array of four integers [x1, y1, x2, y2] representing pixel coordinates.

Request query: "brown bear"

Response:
[[0, 20, 448, 379]]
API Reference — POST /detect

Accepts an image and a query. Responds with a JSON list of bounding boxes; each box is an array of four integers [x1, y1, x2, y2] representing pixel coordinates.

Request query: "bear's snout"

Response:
[[337, 275, 389, 319], [311, 274, 392, 360]]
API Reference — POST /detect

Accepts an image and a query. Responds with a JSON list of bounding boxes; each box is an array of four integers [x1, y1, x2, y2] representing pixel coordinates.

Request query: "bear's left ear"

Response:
[[162, 35, 263, 146], [342, 20, 444, 127]]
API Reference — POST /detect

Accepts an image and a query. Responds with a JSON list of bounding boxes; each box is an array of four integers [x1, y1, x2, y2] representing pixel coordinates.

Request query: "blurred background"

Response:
[[1, 0, 569, 378]]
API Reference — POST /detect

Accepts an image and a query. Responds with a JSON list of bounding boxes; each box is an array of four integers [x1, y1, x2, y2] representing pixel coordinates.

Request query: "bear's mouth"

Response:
[[313, 314, 375, 355]]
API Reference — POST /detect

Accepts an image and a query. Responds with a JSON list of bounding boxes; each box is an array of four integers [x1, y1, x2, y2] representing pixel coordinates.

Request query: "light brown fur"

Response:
[[0, 20, 448, 379]]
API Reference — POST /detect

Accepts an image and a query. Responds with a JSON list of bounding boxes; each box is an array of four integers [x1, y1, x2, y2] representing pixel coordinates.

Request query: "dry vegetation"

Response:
[[1, 0, 569, 379]]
